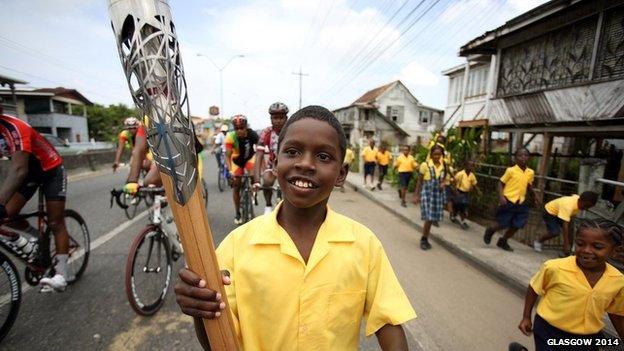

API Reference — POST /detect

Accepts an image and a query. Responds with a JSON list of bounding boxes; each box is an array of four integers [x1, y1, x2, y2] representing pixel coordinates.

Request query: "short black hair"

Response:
[[580, 191, 599, 206], [278, 105, 347, 160], [578, 218, 623, 246], [515, 147, 529, 156], [430, 144, 445, 156]]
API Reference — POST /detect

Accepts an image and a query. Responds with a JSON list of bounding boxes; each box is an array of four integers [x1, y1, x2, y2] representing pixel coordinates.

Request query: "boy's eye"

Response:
[[284, 148, 299, 157], [317, 153, 332, 162], [593, 243, 605, 250]]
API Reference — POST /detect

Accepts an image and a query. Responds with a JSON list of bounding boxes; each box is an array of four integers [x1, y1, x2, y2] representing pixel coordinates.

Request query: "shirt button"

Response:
[[300, 325, 308, 335]]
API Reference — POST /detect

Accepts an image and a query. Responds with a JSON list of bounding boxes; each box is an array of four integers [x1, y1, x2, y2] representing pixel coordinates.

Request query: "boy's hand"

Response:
[[518, 317, 533, 336], [174, 268, 230, 319], [499, 195, 507, 206]]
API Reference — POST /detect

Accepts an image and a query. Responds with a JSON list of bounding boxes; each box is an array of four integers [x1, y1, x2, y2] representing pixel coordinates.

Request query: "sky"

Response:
[[0, 0, 549, 129]]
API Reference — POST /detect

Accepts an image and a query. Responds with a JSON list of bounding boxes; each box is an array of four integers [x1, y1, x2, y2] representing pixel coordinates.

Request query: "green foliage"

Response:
[[87, 103, 139, 141], [445, 127, 482, 167]]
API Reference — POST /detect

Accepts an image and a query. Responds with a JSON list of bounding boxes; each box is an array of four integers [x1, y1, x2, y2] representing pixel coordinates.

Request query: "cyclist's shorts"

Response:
[[19, 165, 67, 201], [231, 159, 255, 177]]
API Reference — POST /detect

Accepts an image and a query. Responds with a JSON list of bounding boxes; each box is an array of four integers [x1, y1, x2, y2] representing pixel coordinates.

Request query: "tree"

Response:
[[87, 103, 138, 142]]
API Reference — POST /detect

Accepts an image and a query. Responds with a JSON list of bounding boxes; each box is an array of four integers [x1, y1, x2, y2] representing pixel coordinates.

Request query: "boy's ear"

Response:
[[335, 163, 348, 187]]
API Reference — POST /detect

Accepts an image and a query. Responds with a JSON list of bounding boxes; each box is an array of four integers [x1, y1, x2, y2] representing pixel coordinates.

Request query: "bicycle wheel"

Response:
[[125, 225, 172, 316], [201, 179, 209, 208], [0, 251, 20, 343], [217, 167, 225, 192], [48, 209, 91, 284], [120, 193, 140, 219]]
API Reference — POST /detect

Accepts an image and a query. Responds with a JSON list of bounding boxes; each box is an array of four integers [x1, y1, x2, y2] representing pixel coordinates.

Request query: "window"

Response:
[[419, 110, 430, 124], [386, 105, 404, 123]]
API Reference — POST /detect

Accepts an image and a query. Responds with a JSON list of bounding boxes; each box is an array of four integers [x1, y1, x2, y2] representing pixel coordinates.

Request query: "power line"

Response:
[[322, 0, 443, 100], [292, 68, 310, 110]]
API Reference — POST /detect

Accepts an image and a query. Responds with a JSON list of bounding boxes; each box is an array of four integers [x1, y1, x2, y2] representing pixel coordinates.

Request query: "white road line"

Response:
[[0, 210, 149, 301]]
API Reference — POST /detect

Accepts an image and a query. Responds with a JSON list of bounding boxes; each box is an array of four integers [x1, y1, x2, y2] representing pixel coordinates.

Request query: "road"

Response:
[[1, 156, 533, 350]]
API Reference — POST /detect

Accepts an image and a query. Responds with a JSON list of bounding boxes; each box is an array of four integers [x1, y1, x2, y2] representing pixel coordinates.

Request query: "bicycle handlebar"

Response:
[[110, 189, 129, 209]]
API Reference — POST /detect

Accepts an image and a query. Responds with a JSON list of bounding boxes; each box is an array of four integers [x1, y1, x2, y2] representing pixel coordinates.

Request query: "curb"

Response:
[[346, 180, 527, 296]]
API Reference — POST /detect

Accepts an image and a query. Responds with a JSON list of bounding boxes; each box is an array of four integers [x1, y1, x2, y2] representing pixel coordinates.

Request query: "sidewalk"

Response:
[[346, 172, 558, 296]]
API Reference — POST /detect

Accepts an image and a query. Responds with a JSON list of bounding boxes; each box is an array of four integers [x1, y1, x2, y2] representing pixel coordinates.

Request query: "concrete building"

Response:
[[333, 80, 443, 146], [0, 74, 27, 118], [0, 87, 92, 142]]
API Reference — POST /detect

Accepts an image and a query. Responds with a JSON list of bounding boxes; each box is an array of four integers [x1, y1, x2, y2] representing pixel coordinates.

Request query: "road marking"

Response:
[[0, 210, 150, 302]]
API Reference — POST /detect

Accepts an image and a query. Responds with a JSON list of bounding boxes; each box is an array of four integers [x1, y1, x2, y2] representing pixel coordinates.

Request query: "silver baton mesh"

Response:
[[109, 0, 197, 204]]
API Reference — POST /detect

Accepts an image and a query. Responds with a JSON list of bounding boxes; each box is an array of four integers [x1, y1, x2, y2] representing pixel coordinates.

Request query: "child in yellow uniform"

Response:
[[519, 219, 624, 350], [361, 139, 378, 190], [450, 160, 481, 229], [413, 145, 451, 250], [533, 191, 598, 256], [175, 106, 416, 350], [340, 145, 355, 193], [484, 148, 539, 252], [394, 145, 418, 207], [375, 143, 392, 190]]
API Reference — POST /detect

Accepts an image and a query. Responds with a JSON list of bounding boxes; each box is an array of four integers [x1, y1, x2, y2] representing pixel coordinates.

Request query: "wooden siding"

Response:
[[489, 79, 624, 125]]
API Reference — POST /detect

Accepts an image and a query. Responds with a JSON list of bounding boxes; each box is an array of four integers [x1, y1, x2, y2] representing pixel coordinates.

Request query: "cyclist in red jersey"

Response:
[[253, 102, 288, 215], [0, 112, 70, 291]]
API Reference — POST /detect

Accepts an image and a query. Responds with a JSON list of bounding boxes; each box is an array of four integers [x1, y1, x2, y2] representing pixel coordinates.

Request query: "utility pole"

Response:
[[292, 67, 309, 110]]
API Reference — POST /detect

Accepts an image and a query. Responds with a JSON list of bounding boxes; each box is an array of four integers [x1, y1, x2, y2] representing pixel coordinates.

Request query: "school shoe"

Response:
[[370, 186, 376, 191], [483, 228, 495, 244], [508, 342, 528, 351], [401, 200, 407, 207], [420, 238, 432, 250], [533, 240, 542, 252], [234, 215, 242, 225], [39, 274, 67, 292], [376, 183, 382, 190], [497, 238, 513, 252], [460, 221, 469, 230], [450, 215, 459, 224], [432, 221, 440, 227], [264, 206, 272, 215]]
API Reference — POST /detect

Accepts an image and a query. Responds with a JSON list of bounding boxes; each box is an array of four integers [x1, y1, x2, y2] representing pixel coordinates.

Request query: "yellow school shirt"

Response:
[[216, 203, 417, 350], [500, 165, 534, 203], [343, 148, 355, 165], [454, 170, 477, 192], [544, 195, 580, 222], [376, 150, 392, 166], [530, 256, 624, 335], [419, 160, 448, 181], [361, 146, 378, 163], [395, 154, 417, 173]]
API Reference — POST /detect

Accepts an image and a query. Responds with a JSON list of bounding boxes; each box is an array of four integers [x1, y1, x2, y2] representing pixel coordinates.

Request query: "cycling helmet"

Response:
[[268, 102, 289, 115], [124, 117, 139, 128], [220, 124, 229, 132], [231, 115, 247, 128]]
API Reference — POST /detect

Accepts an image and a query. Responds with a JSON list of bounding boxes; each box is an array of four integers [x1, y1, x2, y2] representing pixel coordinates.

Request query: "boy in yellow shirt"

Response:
[[361, 139, 378, 190], [533, 191, 598, 256], [376, 143, 392, 190], [519, 219, 624, 349], [340, 144, 355, 193], [175, 106, 416, 350], [394, 145, 418, 207], [450, 160, 481, 229], [484, 148, 539, 251]]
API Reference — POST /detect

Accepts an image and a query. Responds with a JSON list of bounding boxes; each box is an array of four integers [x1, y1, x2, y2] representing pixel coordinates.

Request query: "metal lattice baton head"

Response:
[[109, 0, 197, 205]]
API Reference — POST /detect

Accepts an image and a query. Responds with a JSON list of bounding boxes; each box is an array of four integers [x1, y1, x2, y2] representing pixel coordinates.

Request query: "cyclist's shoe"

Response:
[[39, 274, 67, 292], [264, 206, 272, 215]]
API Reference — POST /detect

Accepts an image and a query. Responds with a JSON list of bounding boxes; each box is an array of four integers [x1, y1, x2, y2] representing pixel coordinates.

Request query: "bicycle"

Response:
[[217, 154, 231, 192], [0, 185, 90, 342], [122, 187, 182, 316], [239, 173, 256, 224]]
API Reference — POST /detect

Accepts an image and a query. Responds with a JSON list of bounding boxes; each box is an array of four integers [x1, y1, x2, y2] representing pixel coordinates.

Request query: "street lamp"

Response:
[[197, 53, 245, 119]]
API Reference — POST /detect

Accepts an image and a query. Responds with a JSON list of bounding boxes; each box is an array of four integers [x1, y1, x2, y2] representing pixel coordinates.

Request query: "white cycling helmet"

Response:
[[268, 102, 289, 115], [123, 117, 140, 128]]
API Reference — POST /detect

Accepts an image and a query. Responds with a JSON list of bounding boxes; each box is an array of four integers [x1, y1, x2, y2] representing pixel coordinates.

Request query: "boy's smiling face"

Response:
[[276, 118, 346, 209]]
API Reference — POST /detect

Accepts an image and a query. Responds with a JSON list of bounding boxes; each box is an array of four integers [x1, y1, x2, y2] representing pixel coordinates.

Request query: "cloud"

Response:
[[399, 61, 439, 87]]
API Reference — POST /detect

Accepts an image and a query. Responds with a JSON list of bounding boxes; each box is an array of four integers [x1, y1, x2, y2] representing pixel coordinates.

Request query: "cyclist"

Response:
[[225, 115, 258, 224], [113, 117, 141, 172], [253, 102, 288, 215], [211, 124, 229, 172], [0, 112, 70, 291]]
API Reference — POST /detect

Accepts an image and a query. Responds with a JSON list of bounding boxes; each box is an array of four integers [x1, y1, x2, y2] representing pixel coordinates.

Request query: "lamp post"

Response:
[[197, 53, 245, 118]]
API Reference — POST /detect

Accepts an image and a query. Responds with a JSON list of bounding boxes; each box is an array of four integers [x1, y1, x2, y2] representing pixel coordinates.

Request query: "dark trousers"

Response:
[[534, 314, 603, 351]]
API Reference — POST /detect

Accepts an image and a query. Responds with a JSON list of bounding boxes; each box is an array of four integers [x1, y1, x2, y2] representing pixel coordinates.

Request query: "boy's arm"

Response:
[[376, 324, 408, 351], [608, 313, 624, 339], [519, 285, 539, 335], [527, 183, 540, 205], [497, 181, 506, 205]]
